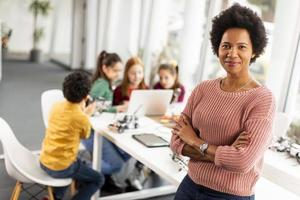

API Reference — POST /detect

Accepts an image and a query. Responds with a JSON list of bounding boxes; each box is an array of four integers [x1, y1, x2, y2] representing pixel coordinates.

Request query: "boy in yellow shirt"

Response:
[[40, 71, 104, 200]]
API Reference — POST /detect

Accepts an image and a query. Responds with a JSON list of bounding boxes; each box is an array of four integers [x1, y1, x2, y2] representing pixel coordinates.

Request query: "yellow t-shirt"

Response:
[[40, 100, 91, 170]]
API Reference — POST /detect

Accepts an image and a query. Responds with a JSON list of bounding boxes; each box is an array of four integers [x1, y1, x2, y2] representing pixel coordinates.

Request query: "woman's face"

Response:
[[103, 62, 123, 81], [128, 64, 144, 88], [218, 28, 254, 77], [159, 69, 176, 89]]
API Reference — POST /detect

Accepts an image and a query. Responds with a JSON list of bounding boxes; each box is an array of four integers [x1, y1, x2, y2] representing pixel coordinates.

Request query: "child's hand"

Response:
[[116, 104, 128, 113], [85, 102, 97, 116]]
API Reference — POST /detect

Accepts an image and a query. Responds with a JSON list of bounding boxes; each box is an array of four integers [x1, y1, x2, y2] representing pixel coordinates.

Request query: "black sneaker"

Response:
[[101, 175, 124, 194]]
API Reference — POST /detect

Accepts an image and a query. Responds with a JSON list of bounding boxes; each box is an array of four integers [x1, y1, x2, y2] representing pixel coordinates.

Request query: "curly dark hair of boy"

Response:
[[210, 3, 267, 63], [63, 71, 91, 103]]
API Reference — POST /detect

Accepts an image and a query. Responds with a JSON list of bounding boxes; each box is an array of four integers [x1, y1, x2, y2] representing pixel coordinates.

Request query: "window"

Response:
[[286, 35, 300, 144], [156, 0, 185, 63], [146, 0, 186, 86], [202, 0, 277, 85]]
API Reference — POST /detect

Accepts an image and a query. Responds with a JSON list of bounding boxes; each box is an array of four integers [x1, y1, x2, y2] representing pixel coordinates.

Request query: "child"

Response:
[[82, 51, 131, 193], [113, 56, 148, 106], [113, 56, 149, 191], [40, 71, 104, 200], [153, 61, 185, 103], [90, 50, 127, 112]]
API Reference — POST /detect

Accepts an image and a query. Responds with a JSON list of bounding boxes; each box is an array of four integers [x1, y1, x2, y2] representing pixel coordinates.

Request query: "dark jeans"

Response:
[[41, 160, 104, 200], [175, 175, 255, 200], [82, 131, 131, 175]]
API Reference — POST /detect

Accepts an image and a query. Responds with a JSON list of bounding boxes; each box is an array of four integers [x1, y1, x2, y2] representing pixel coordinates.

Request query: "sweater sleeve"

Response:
[[170, 85, 197, 154], [153, 82, 161, 89], [214, 92, 276, 173], [90, 80, 108, 99], [113, 86, 123, 106], [104, 107, 117, 113], [90, 79, 118, 113], [177, 85, 185, 102]]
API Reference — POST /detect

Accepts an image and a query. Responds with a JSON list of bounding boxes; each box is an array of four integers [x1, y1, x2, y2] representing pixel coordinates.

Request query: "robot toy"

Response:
[[108, 115, 139, 133]]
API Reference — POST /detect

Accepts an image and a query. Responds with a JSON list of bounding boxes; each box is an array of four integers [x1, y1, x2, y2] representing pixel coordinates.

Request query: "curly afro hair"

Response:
[[210, 3, 267, 63], [63, 70, 91, 103]]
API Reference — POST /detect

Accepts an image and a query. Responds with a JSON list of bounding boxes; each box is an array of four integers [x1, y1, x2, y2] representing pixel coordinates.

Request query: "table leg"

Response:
[[91, 130, 103, 200]]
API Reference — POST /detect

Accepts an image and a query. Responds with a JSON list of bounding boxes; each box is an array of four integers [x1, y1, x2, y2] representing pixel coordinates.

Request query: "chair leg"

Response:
[[47, 186, 55, 200], [10, 181, 22, 200], [70, 180, 76, 195], [10, 182, 17, 200]]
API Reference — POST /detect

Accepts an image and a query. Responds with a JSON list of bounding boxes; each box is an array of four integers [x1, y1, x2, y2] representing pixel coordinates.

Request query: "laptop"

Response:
[[127, 89, 173, 116]]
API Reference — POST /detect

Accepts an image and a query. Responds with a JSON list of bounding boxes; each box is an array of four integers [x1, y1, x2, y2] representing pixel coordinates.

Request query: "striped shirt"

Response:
[[170, 78, 275, 196]]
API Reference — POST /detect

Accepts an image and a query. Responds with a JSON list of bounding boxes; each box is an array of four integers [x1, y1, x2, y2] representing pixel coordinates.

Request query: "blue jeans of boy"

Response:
[[82, 132, 131, 175], [41, 160, 104, 200], [175, 175, 255, 200]]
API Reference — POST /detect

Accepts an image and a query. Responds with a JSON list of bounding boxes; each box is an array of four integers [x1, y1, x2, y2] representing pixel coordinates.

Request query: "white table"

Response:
[[90, 113, 186, 200], [90, 113, 300, 200]]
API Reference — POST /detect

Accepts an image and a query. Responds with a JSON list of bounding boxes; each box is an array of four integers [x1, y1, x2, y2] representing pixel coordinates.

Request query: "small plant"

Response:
[[29, 0, 51, 50], [1, 23, 12, 49]]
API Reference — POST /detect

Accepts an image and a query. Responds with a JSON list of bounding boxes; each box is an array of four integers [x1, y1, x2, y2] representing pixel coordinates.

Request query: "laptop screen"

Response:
[[127, 90, 173, 116]]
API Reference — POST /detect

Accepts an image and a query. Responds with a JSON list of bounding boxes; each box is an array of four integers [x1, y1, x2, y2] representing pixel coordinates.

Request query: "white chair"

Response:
[[41, 89, 64, 127], [0, 117, 72, 200], [273, 112, 292, 137], [41, 89, 86, 151]]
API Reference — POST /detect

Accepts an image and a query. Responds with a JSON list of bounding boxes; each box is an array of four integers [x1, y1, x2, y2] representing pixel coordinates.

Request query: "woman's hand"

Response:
[[172, 115, 198, 146], [232, 131, 251, 150]]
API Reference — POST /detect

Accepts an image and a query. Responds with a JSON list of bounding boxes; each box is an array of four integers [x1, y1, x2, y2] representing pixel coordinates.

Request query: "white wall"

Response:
[[84, 0, 98, 70], [70, 0, 85, 69], [0, 0, 32, 52], [100, 0, 141, 61], [0, 0, 69, 54], [50, 0, 72, 55]]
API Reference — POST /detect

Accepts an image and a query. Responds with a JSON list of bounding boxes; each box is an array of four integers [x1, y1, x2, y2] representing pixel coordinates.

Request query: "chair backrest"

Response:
[[0, 117, 36, 182], [41, 89, 64, 127], [0, 118, 72, 186], [273, 112, 292, 137], [41, 89, 86, 151]]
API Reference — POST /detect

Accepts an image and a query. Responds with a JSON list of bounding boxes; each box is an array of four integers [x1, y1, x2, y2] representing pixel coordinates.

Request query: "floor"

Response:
[[0, 58, 174, 200]]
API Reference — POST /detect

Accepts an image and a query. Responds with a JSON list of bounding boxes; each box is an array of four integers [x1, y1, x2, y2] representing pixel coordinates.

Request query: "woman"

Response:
[[171, 4, 275, 200]]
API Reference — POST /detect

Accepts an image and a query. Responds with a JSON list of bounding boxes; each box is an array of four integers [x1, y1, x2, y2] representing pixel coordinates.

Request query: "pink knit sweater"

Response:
[[170, 78, 275, 196]]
